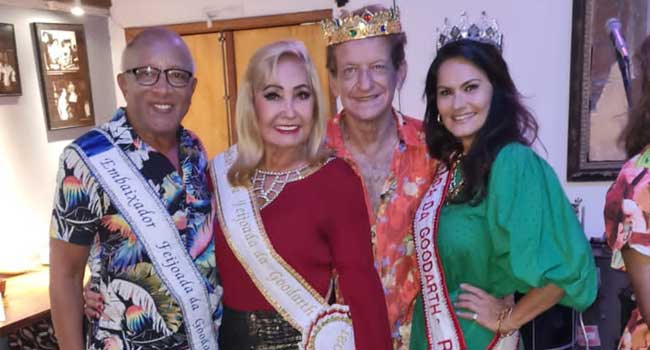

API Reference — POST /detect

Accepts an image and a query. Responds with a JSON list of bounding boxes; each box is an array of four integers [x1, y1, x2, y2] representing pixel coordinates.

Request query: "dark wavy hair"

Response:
[[423, 39, 539, 205], [621, 35, 650, 156]]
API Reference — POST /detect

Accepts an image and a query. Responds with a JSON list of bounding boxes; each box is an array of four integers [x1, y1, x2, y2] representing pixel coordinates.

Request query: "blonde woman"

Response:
[[213, 40, 391, 350]]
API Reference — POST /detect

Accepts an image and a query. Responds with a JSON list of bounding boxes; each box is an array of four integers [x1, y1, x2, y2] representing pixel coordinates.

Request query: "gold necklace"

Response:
[[445, 156, 465, 204]]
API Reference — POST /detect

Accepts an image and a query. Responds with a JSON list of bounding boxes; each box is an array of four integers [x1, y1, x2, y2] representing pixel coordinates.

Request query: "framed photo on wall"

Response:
[[0, 23, 21, 96], [33, 22, 95, 130], [567, 0, 650, 181]]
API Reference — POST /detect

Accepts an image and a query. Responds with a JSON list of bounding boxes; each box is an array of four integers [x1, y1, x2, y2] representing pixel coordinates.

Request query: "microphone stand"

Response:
[[614, 50, 633, 108]]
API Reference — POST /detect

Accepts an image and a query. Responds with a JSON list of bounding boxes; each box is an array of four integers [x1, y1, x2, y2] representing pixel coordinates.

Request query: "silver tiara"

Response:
[[436, 11, 503, 51]]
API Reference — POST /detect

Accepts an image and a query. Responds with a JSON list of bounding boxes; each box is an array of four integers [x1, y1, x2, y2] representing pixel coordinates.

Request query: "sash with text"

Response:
[[71, 129, 219, 350], [211, 146, 354, 350]]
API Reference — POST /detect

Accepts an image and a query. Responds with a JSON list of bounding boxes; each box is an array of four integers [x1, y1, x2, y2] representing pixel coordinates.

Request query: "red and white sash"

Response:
[[413, 163, 519, 350]]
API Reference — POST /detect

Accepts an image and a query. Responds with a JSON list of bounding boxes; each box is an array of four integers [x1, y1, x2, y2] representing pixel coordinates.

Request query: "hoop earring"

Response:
[[437, 113, 442, 124]]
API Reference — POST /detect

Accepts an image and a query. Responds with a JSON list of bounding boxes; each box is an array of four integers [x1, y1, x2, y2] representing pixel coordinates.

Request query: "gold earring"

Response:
[[437, 113, 442, 124]]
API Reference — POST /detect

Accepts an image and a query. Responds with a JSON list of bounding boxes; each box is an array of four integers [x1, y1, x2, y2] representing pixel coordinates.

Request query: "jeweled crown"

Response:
[[437, 11, 503, 51], [321, 7, 402, 46]]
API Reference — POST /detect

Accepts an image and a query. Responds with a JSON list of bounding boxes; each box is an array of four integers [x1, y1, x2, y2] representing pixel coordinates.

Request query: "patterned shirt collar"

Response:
[[104, 107, 195, 160], [326, 108, 422, 155]]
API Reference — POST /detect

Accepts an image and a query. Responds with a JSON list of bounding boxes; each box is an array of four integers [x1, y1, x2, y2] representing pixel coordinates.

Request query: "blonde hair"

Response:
[[228, 40, 330, 186]]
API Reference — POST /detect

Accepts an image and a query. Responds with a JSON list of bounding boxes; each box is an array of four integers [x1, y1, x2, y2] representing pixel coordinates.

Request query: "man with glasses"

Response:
[[49, 28, 221, 350]]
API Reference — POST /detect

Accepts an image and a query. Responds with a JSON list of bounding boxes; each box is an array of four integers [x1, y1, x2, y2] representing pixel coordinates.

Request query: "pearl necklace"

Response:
[[252, 164, 309, 208]]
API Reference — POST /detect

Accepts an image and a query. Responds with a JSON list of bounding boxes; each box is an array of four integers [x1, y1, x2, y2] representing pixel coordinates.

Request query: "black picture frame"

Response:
[[33, 22, 95, 130], [0, 23, 22, 96], [567, 0, 649, 181]]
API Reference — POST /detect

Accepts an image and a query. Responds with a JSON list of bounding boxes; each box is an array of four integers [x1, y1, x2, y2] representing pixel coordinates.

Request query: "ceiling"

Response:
[[0, 0, 111, 15]]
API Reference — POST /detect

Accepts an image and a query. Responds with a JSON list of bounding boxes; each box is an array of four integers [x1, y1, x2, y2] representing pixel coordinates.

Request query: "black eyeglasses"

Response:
[[124, 66, 193, 88]]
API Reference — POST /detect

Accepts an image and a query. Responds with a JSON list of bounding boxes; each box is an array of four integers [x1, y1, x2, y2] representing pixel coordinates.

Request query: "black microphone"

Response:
[[605, 17, 632, 107], [605, 18, 629, 58]]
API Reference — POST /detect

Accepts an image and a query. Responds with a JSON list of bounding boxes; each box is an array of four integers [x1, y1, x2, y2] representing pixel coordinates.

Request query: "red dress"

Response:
[[214, 158, 392, 350]]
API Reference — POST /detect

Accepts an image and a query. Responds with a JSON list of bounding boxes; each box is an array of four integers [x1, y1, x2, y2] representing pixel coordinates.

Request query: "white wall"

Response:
[[0, 0, 610, 270], [107, 0, 611, 238], [400, 1, 610, 239], [0, 5, 116, 271]]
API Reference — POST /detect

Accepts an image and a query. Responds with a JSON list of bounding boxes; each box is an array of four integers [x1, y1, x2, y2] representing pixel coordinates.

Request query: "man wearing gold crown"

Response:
[[321, 5, 438, 349]]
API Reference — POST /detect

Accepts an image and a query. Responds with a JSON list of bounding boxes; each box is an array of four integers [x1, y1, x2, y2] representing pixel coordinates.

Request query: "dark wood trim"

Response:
[[328, 79, 337, 117], [567, 0, 590, 181], [125, 9, 332, 42], [223, 31, 238, 144], [50, 0, 111, 9], [566, 0, 624, 181], [0, 311, 51, 337]]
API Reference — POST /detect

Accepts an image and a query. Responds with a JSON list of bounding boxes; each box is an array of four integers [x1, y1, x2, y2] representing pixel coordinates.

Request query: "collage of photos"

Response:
[[34, 23, 94, 130]]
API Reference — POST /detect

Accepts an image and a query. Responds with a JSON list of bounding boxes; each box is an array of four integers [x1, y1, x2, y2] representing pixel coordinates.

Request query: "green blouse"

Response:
[[410, 143, 597, 349]]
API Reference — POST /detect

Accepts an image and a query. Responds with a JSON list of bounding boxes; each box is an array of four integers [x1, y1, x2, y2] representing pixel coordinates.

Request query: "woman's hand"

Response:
[[83, 281, 104, 320], [454, 283, 513, 333]]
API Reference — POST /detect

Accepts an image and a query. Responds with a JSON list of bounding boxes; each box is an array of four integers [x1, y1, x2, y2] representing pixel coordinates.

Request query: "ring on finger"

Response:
[[472, 312, 478, 321]]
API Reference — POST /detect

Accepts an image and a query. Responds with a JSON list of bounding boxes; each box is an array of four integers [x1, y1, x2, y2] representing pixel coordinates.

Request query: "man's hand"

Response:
[[83, 281, 104, 319]]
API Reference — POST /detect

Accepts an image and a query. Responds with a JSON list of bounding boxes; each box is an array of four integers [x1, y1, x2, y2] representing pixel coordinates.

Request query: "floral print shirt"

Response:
[[326, 110, 437, 350], [50, 108, 220, 350], [605, 146, 650, 350]]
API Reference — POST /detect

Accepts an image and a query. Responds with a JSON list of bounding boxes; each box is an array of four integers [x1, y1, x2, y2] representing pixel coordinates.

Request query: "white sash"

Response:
[[414, 163, 519, 350], [71, 129, 219, 350], [211, 146, 354, 350]]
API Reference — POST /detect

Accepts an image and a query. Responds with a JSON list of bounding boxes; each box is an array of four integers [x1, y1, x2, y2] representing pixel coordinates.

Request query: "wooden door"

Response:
[[124, 11, 333, 158], [233, 23, 332, 117], [181, 33, 230, 159]]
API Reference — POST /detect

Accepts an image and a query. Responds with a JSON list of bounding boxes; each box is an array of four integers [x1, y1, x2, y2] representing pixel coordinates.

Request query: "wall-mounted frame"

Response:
[[33, 22, 95, 130], [567, 0, 649, 181], [0, 23, 21, 96]]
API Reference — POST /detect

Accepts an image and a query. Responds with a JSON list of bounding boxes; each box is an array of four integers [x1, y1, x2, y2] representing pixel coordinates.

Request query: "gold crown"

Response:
[[321, 7, 402, 46]]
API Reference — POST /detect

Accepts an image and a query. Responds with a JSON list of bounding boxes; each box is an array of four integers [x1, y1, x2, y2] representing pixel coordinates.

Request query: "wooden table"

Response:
[[0, 267, 50, 337]]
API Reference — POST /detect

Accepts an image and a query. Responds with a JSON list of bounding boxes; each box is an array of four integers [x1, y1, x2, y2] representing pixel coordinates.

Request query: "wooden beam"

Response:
[[125, 9, 332, 42], [223, 31, 238, 145], [49, 0, 112, 9]]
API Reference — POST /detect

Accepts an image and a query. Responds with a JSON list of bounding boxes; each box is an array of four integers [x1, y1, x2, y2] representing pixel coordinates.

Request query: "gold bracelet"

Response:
[[499, 307, 518, 337], [495, 306, 509, 335]]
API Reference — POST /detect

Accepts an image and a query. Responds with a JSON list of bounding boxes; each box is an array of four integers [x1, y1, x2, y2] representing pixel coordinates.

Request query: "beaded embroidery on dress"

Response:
[[252, 157, 335, 209]]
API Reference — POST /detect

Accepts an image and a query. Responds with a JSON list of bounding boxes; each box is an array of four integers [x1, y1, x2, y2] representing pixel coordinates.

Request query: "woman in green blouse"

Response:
[[409, 24, 598, 350]]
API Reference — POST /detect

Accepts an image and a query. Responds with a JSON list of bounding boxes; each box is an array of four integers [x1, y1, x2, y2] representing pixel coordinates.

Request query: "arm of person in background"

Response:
[[49, 238, 90, 350], [622, 247, 650, 325]]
